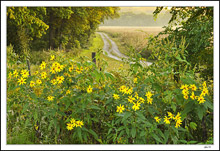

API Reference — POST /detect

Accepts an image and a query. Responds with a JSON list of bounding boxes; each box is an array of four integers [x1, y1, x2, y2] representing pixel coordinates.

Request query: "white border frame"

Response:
[[1, 1, 219, 150]]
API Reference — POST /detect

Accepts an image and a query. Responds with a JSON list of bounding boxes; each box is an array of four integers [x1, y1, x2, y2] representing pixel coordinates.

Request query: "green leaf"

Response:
[[196, 105, 205, 121], [171, 135, 178, 144], [88, 129, 98, 139], [77, 128, 83, 142], [125, 127, 129, 136], [122, 112, 132, 123], [90, 105, 101, 110], [181, 101, 194, 119], [187, 141, 197, 144], [178, 140, 187, 144], [57, 124, 60, 135], [164, 130, 169, 144], [117, 126, 125, 132], [135, 112, 146, 121], [108, 128, 112, 135], [22, 103, 29, 113], [151, 133, 163, 143], [152, 82, 162, 92], [157, 129, 165, 140], [29, 92, 38, 101], [131, 126, 136, 138], [140, 131, 145, 137], [118, 130, 125, 139], [189, 122, 197, 130], [204, 100, 213, 110], [171, 102, 176, 112]]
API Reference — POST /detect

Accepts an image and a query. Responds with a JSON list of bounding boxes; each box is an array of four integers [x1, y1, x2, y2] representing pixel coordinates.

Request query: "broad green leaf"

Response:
[[151, 133, 163, 143], [131, 126, 136, 138], [196, 105, 205, 121], [88, 129, 98, 139], [157, 129, 165, 139], [117, 126, 125, 132], [140, 131, 145, 137], [135, 112, 146, 121], [122, 112, 132, 123], [189, 122, 197, 130]]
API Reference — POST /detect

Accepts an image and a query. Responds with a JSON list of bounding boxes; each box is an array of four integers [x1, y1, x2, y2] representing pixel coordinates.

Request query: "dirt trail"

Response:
[[97, 32, 152, 66]]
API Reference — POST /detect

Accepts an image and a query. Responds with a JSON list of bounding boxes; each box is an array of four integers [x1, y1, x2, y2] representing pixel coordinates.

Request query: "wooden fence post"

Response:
[[92, 52, 96, 65], [26, 59, 31, 76]]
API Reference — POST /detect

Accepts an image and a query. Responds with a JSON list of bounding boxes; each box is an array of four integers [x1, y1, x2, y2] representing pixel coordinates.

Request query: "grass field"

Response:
[[98, 26, 164, 59]]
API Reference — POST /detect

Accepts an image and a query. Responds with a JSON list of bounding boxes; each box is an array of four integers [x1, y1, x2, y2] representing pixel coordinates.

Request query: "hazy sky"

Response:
[[119, 7, 169, 14]]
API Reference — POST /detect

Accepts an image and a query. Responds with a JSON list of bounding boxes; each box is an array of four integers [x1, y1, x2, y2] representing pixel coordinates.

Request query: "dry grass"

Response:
[[98, 26, 164, 58]]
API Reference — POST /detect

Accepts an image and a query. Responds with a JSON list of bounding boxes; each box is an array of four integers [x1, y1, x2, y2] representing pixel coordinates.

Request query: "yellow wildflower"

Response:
[[50, 66, 56, 74], [197, 95, 206, 104], [128, 95, 135, 103], [134, 92, 139, 99], [69, 66, 74, 72], [87, 85, 93, 93], [13, 70, 19, 78], [167, 112, 174, 119], [132, 102, 140, 111], [50, 55, 55, 61], [40, 61, 46, 70], [183, 95, 188, 100], [41, 72, 47, 79], [56, 76, 64, 84], [145, 91, 153, 98], [133, 78, 138, 84], [175, 119, 182, 128], [36, 79, 42, 85], [147, 97, 153, 104], [18, 77, 26, 85], [75, 67, 82, 74], [8, 72, 13, 78], [180, 84, 189, 91], [190, 92, 196, 100], [30, 81, 35, 87], [47, 95, 54, 101], [113, 94, 120, 100], [173, 112, 181, 122], [51, 79, 57, 85], [154, 116, 161, 123], [75, 120, 84, 128], [21, 69, 29, 78], [164, 116, 170, 124], [66, 123, 74, 131], [189, 84, 197, 91], [139, 97, 145, 104], [116, 104, 125, 113], [66, 90, 71, 95], [34, 71, 39, 75]]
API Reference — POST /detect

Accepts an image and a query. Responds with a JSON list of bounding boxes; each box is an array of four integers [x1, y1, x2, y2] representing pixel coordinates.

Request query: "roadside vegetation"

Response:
[[6, 6, 213, 145]]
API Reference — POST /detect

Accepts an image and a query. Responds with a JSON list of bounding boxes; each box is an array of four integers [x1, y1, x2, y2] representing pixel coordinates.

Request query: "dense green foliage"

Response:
[[7, 7, 120, 53], [153, 7, 213, 80], [7, 36, 213, 144], [6, 6, 213, 145], [102, 11, 171, 26]]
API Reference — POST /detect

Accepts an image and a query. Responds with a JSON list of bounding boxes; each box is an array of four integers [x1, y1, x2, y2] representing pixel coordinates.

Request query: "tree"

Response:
[[7, 7, 120, 53], [7, 7, 49, 53], [153, 7, 213, 80]]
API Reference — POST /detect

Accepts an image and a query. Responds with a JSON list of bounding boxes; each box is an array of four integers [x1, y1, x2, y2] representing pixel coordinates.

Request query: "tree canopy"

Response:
[[153, 7, 213, 80], [7, 7, 120, 53]]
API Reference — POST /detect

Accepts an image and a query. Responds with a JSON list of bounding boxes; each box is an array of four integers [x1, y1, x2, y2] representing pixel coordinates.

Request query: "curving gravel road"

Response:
[[97, 32, 152, 66]]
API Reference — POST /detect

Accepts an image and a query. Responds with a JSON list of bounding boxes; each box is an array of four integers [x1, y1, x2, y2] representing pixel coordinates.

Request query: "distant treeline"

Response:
[[102, 11, 172, 26], [7, 7, 120, 54]]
